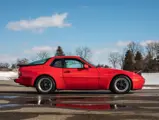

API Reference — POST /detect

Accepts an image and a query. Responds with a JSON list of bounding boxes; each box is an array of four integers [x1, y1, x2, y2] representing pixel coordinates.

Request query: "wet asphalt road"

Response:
[[0, 81, 159, 120]]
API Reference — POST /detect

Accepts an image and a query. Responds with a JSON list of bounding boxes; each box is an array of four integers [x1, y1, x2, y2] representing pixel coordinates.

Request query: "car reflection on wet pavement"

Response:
[[0, 94, 131, 111], [1, 90, 159, 120]]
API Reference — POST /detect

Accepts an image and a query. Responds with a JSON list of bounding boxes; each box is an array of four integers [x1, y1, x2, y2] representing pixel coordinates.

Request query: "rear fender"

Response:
[[33, 74, 56, 87], [33, 73, 66, 89]]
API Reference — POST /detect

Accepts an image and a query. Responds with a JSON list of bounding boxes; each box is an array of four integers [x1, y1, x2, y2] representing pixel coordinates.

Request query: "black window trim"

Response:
[[63, 58, 85, 69], [50, 58, 91, 69], [50, 58, 64, 68]]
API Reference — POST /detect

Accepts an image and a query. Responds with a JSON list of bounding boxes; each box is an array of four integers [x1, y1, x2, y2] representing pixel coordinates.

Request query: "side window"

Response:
[[64, 59, 83, 68], [50, 59, 63, 68]]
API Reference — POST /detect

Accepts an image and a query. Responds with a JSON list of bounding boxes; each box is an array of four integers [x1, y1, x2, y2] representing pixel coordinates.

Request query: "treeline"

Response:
[[0, 58, 29, 71], [1, 41, 159, 73], [0, 46, 93, 70], [108, 41, 159, 72]]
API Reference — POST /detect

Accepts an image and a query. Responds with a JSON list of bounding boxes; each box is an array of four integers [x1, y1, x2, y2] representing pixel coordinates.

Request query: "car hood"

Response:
[[97, 67, 136, 75]]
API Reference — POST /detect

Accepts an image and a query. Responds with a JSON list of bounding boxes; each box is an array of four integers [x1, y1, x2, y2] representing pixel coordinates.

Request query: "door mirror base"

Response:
[[84, 64, 89, 69]]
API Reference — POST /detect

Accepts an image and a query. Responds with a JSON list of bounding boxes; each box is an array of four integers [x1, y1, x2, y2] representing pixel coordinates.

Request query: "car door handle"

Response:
[[64, 70, 70, 73]]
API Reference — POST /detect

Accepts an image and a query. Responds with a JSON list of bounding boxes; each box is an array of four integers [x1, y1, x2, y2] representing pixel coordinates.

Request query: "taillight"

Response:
[[18, 68, 22, 77]]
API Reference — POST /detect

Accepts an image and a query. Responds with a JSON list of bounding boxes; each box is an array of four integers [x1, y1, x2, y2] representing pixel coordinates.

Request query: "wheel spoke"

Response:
[[119, 81, 122, 84], [117, 82, 120, 86], [119, 86, 123, 90], [122, 86, 125, 89], [40, 79, 52, 91], [115, 78, 129, 91], [122, 80, 125, 84], [123, 83, 126, 86]]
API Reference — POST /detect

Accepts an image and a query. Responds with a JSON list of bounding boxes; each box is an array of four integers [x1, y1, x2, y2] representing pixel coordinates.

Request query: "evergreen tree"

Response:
[[55, 46, 65, 56], [143, 52, 154, 72], [157, 49, 159, 72], [134, 51, 143, 71], [11, 64, 17, 69], [157, 49, 159, 61], [123, 50, 134, 71], [135, 51, 143, 61]]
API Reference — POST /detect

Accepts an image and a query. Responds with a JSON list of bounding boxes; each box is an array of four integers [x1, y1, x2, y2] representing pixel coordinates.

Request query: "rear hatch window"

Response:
[[28, 58, 50, 65]]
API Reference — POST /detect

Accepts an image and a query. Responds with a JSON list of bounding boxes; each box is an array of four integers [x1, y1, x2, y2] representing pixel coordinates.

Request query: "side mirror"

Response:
[[84, 64, 89, 69]]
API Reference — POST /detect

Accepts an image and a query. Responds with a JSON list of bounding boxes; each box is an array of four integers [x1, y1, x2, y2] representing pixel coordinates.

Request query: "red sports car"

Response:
[[14, 56, 145, 94]]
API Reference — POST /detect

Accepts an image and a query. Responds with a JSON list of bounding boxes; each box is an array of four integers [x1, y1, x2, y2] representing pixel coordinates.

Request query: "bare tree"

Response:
[[0, 62, 11, 71], [36, 51, 50, 60], [146, 42, 156, 58], [75, 47, 92, 61], [146, 41, 159, 59], [154, 42, 159, 59], [17, 58, 29, 64], [126, 41, 143, 55], [118, 53, 125, 69], [65, 52, 73, 56], [0, 63, 10, 68], [108, 52, 121, 68]]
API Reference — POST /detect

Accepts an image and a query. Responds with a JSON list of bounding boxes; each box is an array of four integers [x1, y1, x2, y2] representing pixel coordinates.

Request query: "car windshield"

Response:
[[28, 58, 50, 65], [80, 57, 95, 67]]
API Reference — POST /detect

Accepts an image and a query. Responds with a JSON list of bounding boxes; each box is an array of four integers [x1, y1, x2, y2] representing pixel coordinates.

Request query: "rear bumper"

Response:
[[14, 77, 34, 86]]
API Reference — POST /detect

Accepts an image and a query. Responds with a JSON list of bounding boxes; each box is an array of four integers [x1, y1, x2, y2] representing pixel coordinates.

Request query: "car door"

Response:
[[49, 58, 65, 89], [62, 58, 99, 90]]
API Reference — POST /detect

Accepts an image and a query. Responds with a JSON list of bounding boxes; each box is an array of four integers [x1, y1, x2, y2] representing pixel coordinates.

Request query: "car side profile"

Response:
[[14, 56, 145, 94]]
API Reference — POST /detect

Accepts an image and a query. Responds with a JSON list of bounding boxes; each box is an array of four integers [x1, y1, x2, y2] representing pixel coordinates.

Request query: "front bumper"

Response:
[[132, 76, 145, 90]]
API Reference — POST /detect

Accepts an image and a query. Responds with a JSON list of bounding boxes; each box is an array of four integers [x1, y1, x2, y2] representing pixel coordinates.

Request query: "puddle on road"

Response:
[[0, 95, 133, 111], [0, 96, 19, 99], [0, 103, 20, 109], [24, 98, 130, 111]]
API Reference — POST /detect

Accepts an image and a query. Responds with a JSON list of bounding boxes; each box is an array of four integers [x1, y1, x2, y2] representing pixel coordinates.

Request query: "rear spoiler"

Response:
[[17, 64, 29, 67], [17, 63, 43, 67], [134, 70, 142, 75]]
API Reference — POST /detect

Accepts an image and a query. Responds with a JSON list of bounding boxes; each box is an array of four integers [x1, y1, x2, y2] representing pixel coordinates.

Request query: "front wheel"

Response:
[[110, 75, 131, 94], [35, 76, 56, 94]]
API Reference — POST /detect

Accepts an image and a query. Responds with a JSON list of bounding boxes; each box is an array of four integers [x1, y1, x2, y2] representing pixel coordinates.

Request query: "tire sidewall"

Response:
[[36, 76, 56, 94], [111, 75, 131, 94]]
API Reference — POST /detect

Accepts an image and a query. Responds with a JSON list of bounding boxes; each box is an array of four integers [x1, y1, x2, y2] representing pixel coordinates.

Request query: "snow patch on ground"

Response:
[[143, 87, 159, 89], [142, 73, 159, 85], [0, 71, 18, 81]]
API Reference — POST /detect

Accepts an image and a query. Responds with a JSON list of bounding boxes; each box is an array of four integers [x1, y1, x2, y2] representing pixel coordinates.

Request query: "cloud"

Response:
[[24, 46, 56, 54], [0, 46, 57, 64], [93, 48, 109, 55], [92, 47, 120, 65], [6, 13, 71, 32], [140, 40, 159, 46], [116, 40, 132, 47], [117, 40, 159, 47]]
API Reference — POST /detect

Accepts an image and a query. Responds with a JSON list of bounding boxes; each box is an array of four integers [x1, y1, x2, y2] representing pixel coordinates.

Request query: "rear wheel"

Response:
[[110, 75, 131, 94], [35, 76, 56, 94]]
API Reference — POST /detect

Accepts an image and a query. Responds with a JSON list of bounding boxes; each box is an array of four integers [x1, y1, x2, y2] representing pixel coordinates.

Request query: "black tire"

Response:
[[35, 76, 56, 94], [110, 75, 131, 94]]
